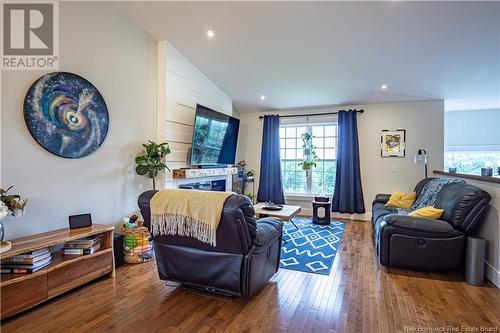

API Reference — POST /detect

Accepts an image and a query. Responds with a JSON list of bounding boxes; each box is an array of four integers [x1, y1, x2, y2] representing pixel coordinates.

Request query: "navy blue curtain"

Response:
[[332, 110, 365, 213], [257, 115, 285, 204]]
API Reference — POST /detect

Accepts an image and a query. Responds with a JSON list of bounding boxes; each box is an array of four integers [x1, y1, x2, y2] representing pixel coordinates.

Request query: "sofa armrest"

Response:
[[254, 217, 283, 247], [384, 214, 455, 234], [373, 193, 391, 205]]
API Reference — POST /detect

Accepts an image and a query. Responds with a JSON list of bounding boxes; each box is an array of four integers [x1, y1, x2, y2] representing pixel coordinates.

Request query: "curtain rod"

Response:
[[258, 109, 364, 119]]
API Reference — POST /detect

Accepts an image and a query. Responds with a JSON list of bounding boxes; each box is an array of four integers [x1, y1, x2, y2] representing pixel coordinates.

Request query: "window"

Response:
[[444, 151, 500, 174], [444, 109, 500, 175], [280, 123, 337, 195]]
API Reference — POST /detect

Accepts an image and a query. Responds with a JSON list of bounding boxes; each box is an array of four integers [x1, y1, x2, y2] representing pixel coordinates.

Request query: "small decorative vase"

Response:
[[0, 221, 12, 254]]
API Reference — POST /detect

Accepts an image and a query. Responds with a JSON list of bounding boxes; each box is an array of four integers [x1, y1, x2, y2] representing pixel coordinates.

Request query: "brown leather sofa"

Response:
[[138, 190, 283, 299]]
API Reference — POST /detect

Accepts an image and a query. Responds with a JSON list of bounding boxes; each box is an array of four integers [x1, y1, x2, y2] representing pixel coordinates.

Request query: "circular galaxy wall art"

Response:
[[24, 72, 109, 159]]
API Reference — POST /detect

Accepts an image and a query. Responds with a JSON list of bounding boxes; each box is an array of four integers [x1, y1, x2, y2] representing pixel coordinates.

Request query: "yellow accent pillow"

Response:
[[408, 206, 444, 219], [385, 190, 416, 209]]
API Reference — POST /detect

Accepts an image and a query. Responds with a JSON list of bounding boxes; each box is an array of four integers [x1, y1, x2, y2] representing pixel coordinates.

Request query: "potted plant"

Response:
[[299, 149, 318, 171], [237, 160, 247, 177], [0, 186, 28, 253], [301, 132, 313, 156], [245, 193, 255, 203], [299, 160, 316, 171], [299, 131, 318, 171], [246, 169, 255, 180], [135, 141, 171, 190]]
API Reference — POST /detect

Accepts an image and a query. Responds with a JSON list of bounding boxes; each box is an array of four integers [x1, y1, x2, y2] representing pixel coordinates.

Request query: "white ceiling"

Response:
[[117, 1, 500, 112]]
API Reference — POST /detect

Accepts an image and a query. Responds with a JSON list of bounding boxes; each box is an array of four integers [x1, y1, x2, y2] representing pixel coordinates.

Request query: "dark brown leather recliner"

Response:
[[138, 191, 283, 299]]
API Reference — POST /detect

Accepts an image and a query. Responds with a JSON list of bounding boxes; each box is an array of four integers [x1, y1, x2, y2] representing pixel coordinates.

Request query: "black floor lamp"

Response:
[[414, 149, 428, 178]]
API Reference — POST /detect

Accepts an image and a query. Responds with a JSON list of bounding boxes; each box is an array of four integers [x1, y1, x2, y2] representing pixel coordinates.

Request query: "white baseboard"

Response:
[[485, 261, 500, 289], [298, 207, 371, 222]]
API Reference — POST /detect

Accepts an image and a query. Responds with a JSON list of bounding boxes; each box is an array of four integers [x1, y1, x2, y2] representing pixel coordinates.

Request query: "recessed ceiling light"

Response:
[[381, 84, 388, 90], [260, 95, 266, 101], [206, 30, 215, 39]]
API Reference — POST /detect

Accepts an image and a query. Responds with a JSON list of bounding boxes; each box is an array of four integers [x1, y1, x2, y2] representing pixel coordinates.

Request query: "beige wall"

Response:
[[237, 100, 445, 219], [157, 41, 233, 187], [1, 2, 157, 238]]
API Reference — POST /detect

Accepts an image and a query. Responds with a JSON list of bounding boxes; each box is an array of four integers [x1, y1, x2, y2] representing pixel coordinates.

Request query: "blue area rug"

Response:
[[280, 218, 345, 275]]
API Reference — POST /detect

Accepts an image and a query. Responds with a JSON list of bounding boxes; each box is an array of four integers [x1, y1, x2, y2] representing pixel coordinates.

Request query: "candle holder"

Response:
[[481, 168, 493, 177]]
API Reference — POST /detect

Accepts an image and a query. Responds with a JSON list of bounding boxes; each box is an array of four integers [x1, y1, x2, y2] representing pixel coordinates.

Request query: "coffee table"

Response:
[[254, 203, 301, 230]]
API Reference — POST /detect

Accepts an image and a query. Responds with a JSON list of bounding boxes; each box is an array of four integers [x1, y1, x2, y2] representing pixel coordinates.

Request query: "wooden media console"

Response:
[[0, 224, 114, 319]]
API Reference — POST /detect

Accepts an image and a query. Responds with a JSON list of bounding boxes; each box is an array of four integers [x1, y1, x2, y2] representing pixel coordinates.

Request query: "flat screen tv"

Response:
[[190, 104, 240, 166]]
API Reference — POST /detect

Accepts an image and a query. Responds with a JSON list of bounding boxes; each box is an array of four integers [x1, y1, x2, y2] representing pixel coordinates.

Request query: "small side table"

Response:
[[254, 203, 301, 230], [312, 197, 331, 225]]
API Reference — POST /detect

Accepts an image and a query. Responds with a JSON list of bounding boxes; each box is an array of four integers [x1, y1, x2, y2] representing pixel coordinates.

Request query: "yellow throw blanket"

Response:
[[150, 189, 234, 247]]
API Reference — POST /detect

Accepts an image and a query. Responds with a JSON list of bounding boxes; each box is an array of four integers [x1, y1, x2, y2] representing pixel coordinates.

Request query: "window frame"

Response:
[[280, 122, 338, 196]]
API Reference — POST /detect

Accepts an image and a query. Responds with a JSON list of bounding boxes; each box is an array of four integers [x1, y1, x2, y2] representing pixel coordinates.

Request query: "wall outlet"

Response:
[[392, 165, 398, 173]]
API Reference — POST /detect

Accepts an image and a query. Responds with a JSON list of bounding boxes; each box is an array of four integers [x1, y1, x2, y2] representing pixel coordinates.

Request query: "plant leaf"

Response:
[[135, 156, 146, 164], [135, 165, 150, 176]]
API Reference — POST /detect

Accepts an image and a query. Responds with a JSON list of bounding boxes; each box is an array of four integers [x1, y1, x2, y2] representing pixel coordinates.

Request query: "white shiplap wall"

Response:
[[157, 41, 233, 187]]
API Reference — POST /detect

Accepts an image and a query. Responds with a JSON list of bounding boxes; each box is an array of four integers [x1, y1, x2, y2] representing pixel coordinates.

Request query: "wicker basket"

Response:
[[121, 224, 154, 264]]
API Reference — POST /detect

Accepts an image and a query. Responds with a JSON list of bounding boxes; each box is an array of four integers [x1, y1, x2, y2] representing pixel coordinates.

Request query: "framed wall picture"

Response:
[[24, 72, 109, 159], [381, 129, 406, 158]]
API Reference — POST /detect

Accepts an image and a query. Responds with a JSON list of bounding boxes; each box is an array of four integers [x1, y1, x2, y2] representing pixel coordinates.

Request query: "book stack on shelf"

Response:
[[62, 236, 101, 255], [0, 248, 52, 274]]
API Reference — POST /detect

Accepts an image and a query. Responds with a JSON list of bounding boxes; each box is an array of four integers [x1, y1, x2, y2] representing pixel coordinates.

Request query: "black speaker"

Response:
[[465, 237, 485, 286], [68, 213, 92, 229], [113, 233, 124, 268]]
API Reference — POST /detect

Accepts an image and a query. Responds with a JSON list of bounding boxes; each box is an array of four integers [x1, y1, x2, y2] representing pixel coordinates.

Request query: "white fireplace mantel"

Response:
[[166, 174, 233, 191]]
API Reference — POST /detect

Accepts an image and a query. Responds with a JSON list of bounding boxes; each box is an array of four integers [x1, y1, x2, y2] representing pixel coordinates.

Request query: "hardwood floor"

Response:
[[2, 221, 499, 333]]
